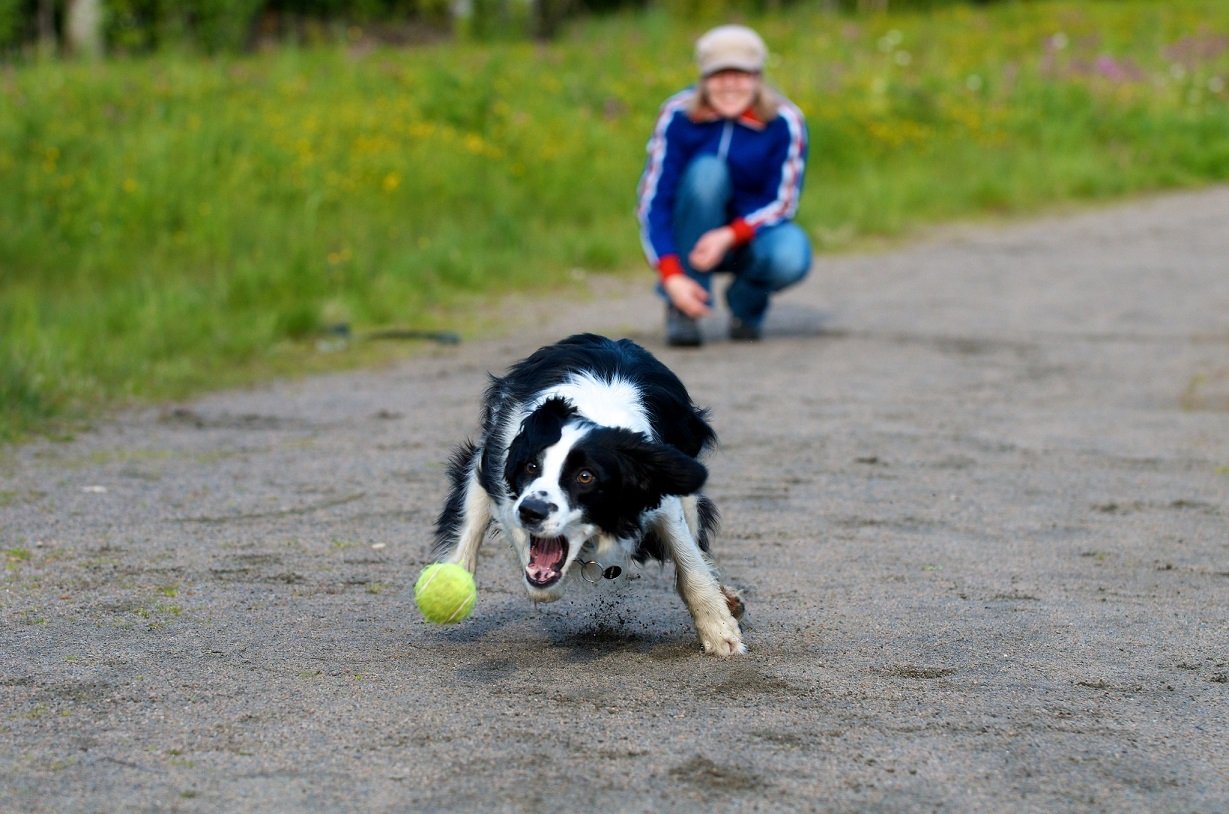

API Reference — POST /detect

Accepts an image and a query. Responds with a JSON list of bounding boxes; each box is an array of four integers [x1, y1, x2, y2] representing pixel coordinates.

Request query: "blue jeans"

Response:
[[661, 154, 812, 328]]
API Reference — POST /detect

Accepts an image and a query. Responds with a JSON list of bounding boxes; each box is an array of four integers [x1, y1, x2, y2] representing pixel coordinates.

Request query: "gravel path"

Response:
[[3, 187, 1228, 813]]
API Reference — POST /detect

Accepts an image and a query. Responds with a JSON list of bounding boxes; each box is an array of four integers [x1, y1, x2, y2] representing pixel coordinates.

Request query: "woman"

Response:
[[637, 24, 811, 346]]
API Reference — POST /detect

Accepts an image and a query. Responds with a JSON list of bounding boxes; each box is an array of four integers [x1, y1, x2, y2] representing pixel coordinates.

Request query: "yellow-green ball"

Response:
[[414, 563, 476, 624]]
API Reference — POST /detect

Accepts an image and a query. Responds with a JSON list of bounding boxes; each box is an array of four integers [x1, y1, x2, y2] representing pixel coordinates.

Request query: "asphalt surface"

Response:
[[3, 187, 1228, 813]]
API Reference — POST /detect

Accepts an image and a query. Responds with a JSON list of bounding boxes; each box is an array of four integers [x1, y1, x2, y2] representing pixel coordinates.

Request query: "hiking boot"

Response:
[[666, 306, 703, 347], [729, 317, 762, 342]]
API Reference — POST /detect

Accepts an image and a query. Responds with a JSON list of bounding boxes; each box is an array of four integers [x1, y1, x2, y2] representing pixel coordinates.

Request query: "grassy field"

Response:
[[3, 0, 1229, 441]]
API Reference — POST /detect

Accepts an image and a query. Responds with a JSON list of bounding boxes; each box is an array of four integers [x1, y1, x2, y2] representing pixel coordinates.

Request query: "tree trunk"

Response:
[[37, 0, 56, 55], [66, 0, 104, 58]]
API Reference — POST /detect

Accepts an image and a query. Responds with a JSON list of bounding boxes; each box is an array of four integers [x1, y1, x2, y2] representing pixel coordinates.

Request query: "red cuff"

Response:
[[730, 218, 756, 246], [657, 254, 685, 281]]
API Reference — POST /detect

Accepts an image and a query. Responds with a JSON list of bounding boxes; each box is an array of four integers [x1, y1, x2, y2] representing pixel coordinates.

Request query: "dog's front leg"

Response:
[[432, 447, 492, 575], [659, 501, 746, 656], [448, 470, 491, 574]]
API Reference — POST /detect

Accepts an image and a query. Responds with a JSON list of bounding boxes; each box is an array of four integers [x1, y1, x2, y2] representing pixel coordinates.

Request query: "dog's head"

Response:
[[503, 397, 707, 601]]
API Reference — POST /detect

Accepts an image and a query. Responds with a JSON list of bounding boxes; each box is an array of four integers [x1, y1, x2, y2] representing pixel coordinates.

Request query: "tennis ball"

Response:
[[414, 562, 476, 624]]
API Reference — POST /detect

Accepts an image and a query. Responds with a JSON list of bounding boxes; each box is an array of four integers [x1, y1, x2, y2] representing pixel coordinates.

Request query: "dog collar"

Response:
[[577, 558, 622, 583]]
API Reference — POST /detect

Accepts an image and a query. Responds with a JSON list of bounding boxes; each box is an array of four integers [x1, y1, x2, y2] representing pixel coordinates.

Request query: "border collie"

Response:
[[432, 333, 746, 656]]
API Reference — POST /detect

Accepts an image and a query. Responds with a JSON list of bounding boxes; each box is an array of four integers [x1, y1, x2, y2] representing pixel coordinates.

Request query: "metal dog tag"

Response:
[[578, 560, 622, 583]]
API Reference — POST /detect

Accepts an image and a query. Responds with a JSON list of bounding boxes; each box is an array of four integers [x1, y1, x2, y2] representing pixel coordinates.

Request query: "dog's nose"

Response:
[[518, 497, 555, 526]]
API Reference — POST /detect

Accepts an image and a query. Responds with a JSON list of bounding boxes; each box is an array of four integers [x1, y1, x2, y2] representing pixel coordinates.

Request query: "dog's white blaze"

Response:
[[536, 373, 652, 438], [520, 424, 589, 537]]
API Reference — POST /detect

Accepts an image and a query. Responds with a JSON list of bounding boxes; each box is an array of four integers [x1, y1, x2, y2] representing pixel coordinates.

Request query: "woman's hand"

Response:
[[688, 226, 736, 272], [663, 274, 711, 318]]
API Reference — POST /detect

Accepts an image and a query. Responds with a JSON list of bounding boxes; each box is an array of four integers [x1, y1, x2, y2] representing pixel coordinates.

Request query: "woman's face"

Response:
[[702, 69, 761, 119]]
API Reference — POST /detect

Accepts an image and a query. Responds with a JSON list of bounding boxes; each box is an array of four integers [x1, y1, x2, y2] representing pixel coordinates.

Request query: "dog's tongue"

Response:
[[527, 536, 567, 584]]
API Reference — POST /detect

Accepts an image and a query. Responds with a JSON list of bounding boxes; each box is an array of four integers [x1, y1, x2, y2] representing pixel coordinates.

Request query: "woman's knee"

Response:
[[755, 224, 812, 287], [777, 229, 812, 280], [679, 155, 732, 204]]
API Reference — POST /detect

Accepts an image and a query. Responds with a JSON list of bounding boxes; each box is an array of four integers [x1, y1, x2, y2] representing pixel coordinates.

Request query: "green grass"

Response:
[[3, 0, 1229, 442]]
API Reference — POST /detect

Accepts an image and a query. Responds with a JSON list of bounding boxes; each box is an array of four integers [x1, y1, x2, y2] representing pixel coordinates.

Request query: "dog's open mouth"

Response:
[[526, 536, 568, 587]]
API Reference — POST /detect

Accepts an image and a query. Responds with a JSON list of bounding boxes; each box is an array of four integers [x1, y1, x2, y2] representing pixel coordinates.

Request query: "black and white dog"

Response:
[[432, 333, 746, 656]]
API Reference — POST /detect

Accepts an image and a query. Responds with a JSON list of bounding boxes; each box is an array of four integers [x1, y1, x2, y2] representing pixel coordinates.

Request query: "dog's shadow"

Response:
[[418, 594, 708, 664], [550, 624, 697, 664]]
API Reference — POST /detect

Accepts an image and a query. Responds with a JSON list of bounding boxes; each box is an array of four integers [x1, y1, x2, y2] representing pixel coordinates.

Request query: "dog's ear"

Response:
[[505, 397, 576, 489], [599, 428, 708, 498]]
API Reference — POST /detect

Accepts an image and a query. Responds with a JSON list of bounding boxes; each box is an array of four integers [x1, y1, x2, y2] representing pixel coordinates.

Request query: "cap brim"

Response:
[[701, 59, 763, 77]]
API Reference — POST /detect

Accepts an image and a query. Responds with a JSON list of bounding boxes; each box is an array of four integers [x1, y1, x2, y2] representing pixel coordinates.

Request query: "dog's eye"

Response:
[[575, 469, 595, 486], [524, 461, 539, 476]]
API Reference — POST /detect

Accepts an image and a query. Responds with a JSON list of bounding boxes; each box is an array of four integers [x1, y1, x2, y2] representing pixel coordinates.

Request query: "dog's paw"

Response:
[[699, 619, 747, 657], [701, 634, 747, 657]]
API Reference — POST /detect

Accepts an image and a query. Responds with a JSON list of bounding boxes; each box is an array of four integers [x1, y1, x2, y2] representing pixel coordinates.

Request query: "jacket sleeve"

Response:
[[735, 102, 807, 234], [637, 94, 693, 279]]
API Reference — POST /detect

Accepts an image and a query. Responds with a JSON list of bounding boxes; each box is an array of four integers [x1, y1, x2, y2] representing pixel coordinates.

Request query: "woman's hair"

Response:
[[687, 81, 782, 122]]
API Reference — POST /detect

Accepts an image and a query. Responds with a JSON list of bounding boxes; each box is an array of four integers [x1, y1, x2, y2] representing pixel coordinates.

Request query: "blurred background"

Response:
[[2, 0, 1228, 441]]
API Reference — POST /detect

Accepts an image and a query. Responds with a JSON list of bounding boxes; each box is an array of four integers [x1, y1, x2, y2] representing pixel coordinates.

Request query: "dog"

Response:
[[432, 333, 746, 656]]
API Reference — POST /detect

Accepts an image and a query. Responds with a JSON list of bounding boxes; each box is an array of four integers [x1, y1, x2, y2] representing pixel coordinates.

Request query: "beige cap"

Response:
[[695, 25, 767, 77]]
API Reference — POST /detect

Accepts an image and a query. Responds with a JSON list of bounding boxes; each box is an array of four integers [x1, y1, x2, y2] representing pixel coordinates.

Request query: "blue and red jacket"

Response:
[[637, 86, 808, 281]]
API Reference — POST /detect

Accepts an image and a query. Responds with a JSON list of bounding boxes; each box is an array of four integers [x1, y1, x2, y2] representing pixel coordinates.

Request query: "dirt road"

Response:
[[3, 188, 1228, 812]]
